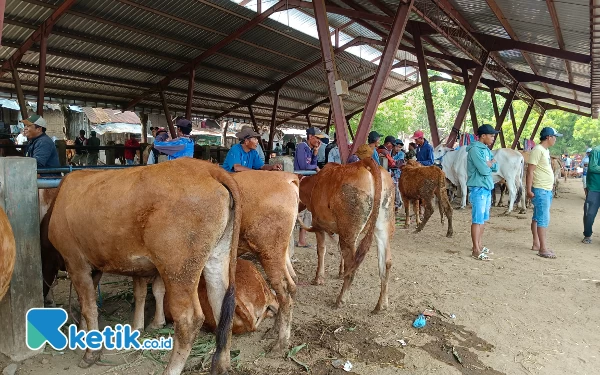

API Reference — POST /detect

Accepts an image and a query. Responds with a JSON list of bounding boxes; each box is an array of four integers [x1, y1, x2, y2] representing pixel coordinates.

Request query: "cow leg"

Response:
[[132, 276, 148, 331], [504, 180, 517, 214], [372, 210, 392, 313], [147, 276, 166, 330], [459, 181, 468, 209], [68, 265, 102, 368], [412, 200, 421, 227], [403, 197, 411, 228], [415, 199, 434, 233], [336, 237, 344, 279], [335, 239, 356, 308], [78, 270, 103, 332], [437, 195, 445, 225], [285, 239, 298, 284], [312, 230, 327, 285], [441, 193, 454, 237]]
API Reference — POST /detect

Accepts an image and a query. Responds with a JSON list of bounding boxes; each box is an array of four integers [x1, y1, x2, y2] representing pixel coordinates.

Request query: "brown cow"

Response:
[[0, 138, 23, 157], [164, 258, 278, 334], [298, 158, 394, 312], [138, 171, 299, 353], [0, 207, 16, 301], [399, 160, 453, 237], [48, 158, 241, 375]]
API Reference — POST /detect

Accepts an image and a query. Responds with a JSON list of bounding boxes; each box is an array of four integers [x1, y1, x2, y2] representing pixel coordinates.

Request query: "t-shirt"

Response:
[[529, 144, 554, 191], [221, 143, 264, 172]]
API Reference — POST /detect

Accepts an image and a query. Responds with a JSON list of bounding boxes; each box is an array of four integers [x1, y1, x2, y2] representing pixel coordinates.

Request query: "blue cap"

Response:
[[540, 127, 562, 139]]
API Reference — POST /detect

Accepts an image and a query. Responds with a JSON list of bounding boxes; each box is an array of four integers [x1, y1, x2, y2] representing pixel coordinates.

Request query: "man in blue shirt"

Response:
[[153, 118, 195, 160], [294, 127, 325, 172], [23, 115, 60, 169], [222, 127, 282, 172], [411, 130, 434, 166], [368, 131, 381, 165]]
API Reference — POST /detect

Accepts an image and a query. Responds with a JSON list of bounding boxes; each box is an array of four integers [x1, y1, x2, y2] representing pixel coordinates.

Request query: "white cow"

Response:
[[434, 145, 526, 214]]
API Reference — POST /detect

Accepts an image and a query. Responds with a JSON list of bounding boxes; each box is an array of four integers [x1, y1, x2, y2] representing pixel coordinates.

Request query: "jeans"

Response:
[[468, 187, 491, 225], [126, 159, 134, 165], [584, 191, 600, 237], [532, 188, 553, 228]]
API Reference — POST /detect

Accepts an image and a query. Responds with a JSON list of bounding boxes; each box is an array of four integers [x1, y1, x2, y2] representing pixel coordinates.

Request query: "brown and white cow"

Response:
[[0, 206, 16, 301], [164, 258, 278, 334], [48, 158, 241, 375], [297, 158, 395, 312]]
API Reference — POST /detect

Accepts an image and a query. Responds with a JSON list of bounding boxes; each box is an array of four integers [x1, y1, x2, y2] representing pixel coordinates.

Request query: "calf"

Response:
[[551, 156, 562, 198], [399, 160, 453, 237], [298, 158, 394, 312], [0, 207, 16, 301], [48, 158, 241, 375], [164, 259, 278, 334]]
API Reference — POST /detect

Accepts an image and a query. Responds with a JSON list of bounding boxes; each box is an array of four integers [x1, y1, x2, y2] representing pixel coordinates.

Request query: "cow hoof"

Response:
[[312, 277, 324, 285], [454, 206, 464, 210], [334, 300, 345, 309], [446, 231, 453, 238], [518, 209, 526, 214], [502, 211, 511, 216], [403, 224, 409, 229], [146, 321, 165, 331], [78, 350, 101, 368], [267, 342, 288, 357]]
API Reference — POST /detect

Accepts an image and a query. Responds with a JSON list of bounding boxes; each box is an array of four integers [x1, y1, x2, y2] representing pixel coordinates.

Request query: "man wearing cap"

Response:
[[22, 115, 60, 169], [222, 127, 282, 172], [466, 124, 498, 260], [582, 148, 592, 196], [411, 130, 434, 166], [527, 127, 562, 259], [71, 129, 88, 166], [367, 131, 381, 165], [86, 130, 101, 166], [294, 127, 325, 172], [153, 118, 195, 161], [582, 145, 600, 244]]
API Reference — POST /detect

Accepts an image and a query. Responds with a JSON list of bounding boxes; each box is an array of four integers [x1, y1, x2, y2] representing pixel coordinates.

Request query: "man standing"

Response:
[[367, 131, 381, 165], [582, 145, 600, 244], [71, 129, 87, 166], [86, 130, 101, 166], [582, 148, 591, 196], [222, 127, 282, 172], [563, 154, 572, 181], [153, 119, 195, 160], [466, 124, 498, 260], [124, 133, 140, 165], [295, 127, 325, 248], [526, 127, 562, 259], [411, 130, 434, 166], [22, 115, 60, 169], [325, 132, 341, 164]]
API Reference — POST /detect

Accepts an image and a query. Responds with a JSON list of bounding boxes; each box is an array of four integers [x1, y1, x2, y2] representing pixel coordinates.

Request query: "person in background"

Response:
[[317, 135, 329, 168], [222, 127, 282, 172], [86, 130, 101, 166], [411, 130, 434, 166], [71, 129, 87, 166], [274, 143, 282, 156], [582, 145, 600, 244], [563, 154, 572, 181], [326, 132, 341, 164], [286, 139, 295, 155], [527, 127, 562, 259], [16, 128, 27, 151], [582, 148, 591, 196], [391, 140, 405, 212], [406, 142, 417, 161], [367, 131, 381, 165], [22, 115, 60, 169], [153, 119, 194, 160], [124, 133, 140, 165], [392, 140, 405, 164]]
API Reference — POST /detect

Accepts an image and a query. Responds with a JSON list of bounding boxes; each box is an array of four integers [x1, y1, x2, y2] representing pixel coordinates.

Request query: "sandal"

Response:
[[482, 247, 494, 255], [472, 253, 490, 261], [582, 238, 592, 244], [537, 251, 556, 259]]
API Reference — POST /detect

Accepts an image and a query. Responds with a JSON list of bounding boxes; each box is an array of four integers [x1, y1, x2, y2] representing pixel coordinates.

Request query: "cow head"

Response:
[[433, 143, 454, 165]]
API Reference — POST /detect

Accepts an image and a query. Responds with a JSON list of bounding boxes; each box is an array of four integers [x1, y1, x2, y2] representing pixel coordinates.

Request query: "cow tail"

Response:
[[345, 157, 383, 276], [517, 157, 524, 201], [209, 169, 240, 370]]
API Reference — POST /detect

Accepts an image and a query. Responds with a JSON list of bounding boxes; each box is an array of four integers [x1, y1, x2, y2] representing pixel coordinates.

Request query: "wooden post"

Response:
[[0, 158, 44, 361], [140, 113, 148, 144], [55, 140, 66, 166]]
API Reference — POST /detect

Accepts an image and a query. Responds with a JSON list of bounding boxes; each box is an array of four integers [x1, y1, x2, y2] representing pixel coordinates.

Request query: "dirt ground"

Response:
[[2, 178, 599, 375]]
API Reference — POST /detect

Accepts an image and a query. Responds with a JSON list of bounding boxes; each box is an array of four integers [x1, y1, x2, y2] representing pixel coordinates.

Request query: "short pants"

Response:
[[468, 187, 491, 225], [532, 187, 553, 228]]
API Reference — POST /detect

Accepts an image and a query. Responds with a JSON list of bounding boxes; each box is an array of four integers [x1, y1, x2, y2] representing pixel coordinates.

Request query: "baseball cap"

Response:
[[235, 127, 260, 140], [540, 127, 563, 139], [367, 130, 381, 143], [477, 124, 499, 136], [587, 148, 592, 153], [395, 139, 404, 146], [23, 114, 47, 129], [175, 118, 192, 128], [411, 130, 424, 139], [155, 127, 167, 134], [384, 135, 396, 144], [306, 127, 325, 139]]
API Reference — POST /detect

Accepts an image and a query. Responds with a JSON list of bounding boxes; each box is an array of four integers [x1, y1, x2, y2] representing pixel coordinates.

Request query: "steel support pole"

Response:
[[159, 90, 176, 138], [37, 32, 48, 116], [491, 90, 517, 149], [185, 68, 195, 120], [257, 0, 261, 13], [313, 0, 350, 162], [530, 110, 545, 141], [247, 105, 259, 133], [509, 105, 518, 137], [352, 0, 414, 154], [413, 25, 440, 147], [462, 67, 479, 135], [12, 68, 28, 119], [446, 56, 488, 147], [268, 87, 280, 153], [511, 104, 533, 149], [490, 89, 506, 148], [0, 0, 6, 46]]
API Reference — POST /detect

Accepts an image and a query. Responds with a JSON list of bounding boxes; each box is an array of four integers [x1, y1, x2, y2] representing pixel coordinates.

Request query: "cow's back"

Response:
[[0, 207, 16, 301], [48, 158, 236, 276]]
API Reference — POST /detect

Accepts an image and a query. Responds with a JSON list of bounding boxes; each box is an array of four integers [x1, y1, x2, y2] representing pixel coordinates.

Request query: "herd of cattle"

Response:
[[0, 141, 566, 375]]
